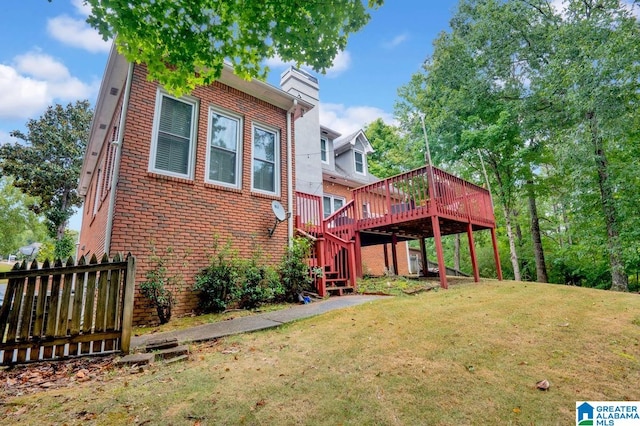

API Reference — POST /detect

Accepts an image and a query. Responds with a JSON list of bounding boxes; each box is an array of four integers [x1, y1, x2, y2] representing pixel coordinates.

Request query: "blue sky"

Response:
[[0, 0, 461, 230]]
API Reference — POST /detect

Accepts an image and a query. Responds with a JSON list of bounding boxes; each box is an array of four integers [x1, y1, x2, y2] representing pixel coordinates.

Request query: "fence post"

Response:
[[120, 254, 136, 353]]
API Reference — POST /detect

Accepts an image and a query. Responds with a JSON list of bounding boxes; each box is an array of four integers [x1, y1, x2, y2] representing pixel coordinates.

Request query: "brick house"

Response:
[[78, 47, 311, 324], [79, 49, 501, 322]]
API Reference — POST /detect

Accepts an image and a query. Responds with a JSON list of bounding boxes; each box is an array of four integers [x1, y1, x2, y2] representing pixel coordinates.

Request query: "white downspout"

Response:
[[104, 62, 134, 255], [287, 99, 298, 246]]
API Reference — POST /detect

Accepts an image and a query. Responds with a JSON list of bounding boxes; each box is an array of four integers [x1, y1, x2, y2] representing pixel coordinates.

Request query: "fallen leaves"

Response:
[[0, 355, 116, 397]]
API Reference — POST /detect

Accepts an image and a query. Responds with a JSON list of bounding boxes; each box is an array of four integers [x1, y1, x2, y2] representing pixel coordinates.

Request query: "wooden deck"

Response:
[[352, 166, 494, 242], [295, 165, 502, 293]]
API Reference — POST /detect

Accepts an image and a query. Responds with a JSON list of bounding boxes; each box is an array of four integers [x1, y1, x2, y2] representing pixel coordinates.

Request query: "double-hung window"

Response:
[[150, 91, 197, 178], [207, 108, 242, 187], [252, 124, 279, 195], [323, 195, 345, 218], [354, 150, 365, 175], [320, 137, 328, 163]]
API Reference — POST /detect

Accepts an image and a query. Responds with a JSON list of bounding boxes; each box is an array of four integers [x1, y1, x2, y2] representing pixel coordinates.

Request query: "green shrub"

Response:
[[194, 241, 240, 313], [279, 236, 315, 302], [140, 252, 175, 325], [237, 259, 283, 309]]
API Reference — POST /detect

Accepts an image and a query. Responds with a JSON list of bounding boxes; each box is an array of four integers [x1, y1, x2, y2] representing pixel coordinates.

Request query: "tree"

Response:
[[0, 177, 47, 256], [397, 0, 639, 290], [529, 0, 637, 291], [84, 0, 383, 95], [0, 101, 93, 240], [364, 118, 422, 178], [397, 0, 534, 281]]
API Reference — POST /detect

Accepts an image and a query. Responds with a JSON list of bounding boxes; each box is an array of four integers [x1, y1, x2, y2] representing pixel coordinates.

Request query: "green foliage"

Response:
[[54, 230, 77, 260], [194, 239, 289, 313], [0, 177, 46, 256], [85, 0, 383, 95], [396, 0, 639, 289], [36, 240, 54, 263], [237, 258, 283, 310], [278, 237, 315, 302], [364, 118, 422, 178], [194, 240, 241, 313], [0, 101, 93, 240], [140, 247, 180, 324]]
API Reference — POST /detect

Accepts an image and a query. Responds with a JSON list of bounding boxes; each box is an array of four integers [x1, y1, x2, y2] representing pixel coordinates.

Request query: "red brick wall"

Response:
[[85, 65, 295, 325], [322, 179, 411, 276]]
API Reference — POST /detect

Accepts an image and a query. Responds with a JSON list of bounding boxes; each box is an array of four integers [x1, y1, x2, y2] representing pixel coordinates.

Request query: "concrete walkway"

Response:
[[130, 295, 386, 349]]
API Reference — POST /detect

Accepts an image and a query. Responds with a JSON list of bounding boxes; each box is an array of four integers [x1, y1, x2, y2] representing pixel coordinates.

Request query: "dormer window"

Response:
[[354, 150, 365, 175], [320, 137, 328, 163]]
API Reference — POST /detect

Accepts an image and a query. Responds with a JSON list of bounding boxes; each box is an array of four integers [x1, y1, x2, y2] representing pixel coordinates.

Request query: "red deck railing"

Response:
[[295, 191, 323, 236], [352, 165, 495, 229]]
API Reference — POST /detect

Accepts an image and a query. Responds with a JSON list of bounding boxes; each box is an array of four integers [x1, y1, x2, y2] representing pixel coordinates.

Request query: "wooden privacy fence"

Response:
[[0, 253, 136, 365]]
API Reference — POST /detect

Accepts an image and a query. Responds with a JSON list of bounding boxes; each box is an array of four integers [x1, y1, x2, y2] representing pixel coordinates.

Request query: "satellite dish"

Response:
[[268, 201, 289, 237], [272, 201, 287, 222]]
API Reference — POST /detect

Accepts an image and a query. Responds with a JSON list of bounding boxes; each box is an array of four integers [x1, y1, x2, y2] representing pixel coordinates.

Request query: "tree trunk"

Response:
[[490, 160, 521, 282], [454, 234, 461, 273], [589, 112, 628, 292], [56, 189, 70, 240], [504, 209, 521, 281], [527, 179, 548, 283]]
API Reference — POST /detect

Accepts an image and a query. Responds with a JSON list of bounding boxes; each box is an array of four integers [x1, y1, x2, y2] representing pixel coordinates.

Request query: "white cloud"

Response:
[[324, 51, 351, 77], [320, 103, 396, 136], [14, 52, 70, 81], [0, 52, 97, 120], [382, 33, 409, 49], [71, 0, 92, 16], [265, 50, 351, 77], [47, 14, 110, 53], [0, 65, 49, 119]]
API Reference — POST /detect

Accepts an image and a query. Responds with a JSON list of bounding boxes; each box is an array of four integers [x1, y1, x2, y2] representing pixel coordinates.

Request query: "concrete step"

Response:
[[145, 337, 179, 351], [115, 352, 155, 367], [151, 345, 189, 362]]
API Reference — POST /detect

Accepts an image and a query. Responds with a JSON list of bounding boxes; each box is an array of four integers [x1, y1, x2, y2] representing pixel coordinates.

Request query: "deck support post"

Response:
[[317, 238, 327, 296], [490, 227, 503, 280], [383, 244, 390, 274], [420, 237, 428, 277], [354, 231, 363, 278], [431, 216, 448, 289], [391, 233, 399, 276], [466, 224, 480, 282], [348, 241, 357, 288]]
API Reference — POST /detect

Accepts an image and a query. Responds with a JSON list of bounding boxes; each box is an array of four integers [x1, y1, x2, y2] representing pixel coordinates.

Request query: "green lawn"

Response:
[[0, 262, 12, 285], [2, 280, 639, 425]]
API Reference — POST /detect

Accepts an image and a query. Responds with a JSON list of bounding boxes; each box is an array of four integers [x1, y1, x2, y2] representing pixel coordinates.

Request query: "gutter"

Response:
[[287, 99, 298, 246], [104, 62, 134, 255]]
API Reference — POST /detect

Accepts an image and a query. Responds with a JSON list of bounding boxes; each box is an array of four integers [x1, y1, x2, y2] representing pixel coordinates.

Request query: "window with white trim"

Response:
[[251, 124, 279, 194], [320, 137, 328, 163], [150, 91, 197, 178], [354, 150, 365, 175], [323, 195, 345, 218], [207, 108, 242, 187]]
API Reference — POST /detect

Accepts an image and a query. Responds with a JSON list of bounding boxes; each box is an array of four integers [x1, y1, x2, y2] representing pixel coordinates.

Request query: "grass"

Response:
[[2, 279, 640, 425], [0, 262, 13, 285]]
